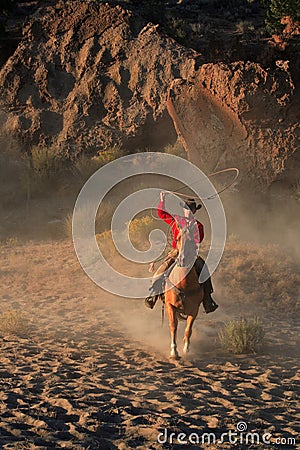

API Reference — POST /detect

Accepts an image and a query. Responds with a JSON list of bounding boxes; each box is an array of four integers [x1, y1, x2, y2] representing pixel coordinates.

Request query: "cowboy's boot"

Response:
[[202, 281, 219, 313], [144, 275, 165, 309], [145, 295, 159, 309]]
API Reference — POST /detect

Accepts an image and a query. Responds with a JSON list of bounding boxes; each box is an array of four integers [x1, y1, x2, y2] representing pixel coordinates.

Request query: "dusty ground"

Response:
[[0, 238, 299, 449]]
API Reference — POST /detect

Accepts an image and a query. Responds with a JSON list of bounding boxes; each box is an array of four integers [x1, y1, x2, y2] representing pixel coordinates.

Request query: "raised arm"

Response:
[[157, 192, 174, 227], [196, 221, 204, 243]]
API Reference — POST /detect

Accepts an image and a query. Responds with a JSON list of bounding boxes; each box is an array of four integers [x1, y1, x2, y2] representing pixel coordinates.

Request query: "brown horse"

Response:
[[164, 225, 204, 359]]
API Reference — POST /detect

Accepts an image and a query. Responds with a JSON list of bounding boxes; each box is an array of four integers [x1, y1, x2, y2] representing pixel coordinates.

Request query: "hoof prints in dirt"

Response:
[[0, 329, 299, 450], [0, 242, 299, 449]]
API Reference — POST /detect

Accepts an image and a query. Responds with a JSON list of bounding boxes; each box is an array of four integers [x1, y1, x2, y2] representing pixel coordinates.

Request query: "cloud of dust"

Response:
[[96, 186, 299, 358]]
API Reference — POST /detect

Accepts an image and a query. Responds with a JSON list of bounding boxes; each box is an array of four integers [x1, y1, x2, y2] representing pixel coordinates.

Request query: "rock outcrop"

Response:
[[168, 61, 299, 187], [0, 0, 199, 153], [0, 0, 298, 188]]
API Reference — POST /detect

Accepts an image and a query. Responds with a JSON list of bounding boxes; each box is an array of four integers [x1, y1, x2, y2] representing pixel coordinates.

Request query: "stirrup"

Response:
[[204, 297, 219, 314], [145, 296, 157, 309]]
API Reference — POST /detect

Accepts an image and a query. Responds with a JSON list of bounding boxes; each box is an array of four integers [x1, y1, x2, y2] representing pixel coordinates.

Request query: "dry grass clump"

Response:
[[72, 154, 103, 183], [163, 142, 187, 158], [0, 138, 25, 207], [96, 230, 116, 260], [96, 200, 117, 234], [63, 213, 74, 238], [0, 310, 30, 337], [21, 145, 65, 197], [129, 215, 155, 248], [219, 316, 264, 354], [217, 237, 299, 311], [73, 147, 125, 183], [64, 200, 116, 238], [5, 237, 19, 246], [96, 215, 156, 258], [63, 204, 95, 239]]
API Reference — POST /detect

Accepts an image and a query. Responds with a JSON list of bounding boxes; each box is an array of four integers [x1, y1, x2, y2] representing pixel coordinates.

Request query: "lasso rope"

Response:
[[165, 167, 240, 201], [148, 167, 239, 264]]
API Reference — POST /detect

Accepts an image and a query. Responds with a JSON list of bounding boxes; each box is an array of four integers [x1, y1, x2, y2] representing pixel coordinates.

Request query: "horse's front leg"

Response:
[[183, 316, 196, 354], [166, 303, 179, 359]]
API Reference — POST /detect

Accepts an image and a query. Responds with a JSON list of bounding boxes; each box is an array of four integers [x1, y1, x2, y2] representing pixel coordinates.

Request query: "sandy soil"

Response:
[[0, 240, 299, 449]]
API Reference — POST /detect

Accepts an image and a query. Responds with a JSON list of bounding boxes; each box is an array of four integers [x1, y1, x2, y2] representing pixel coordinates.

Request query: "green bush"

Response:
[[262, 0, 300, 34], [219, 316, 265, 354]]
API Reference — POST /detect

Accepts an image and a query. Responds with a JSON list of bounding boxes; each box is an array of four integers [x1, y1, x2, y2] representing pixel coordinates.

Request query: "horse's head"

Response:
[[176, 223, 198, 268]]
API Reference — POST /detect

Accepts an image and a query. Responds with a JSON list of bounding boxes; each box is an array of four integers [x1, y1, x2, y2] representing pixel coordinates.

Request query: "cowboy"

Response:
[[145, 191, 218, 313]]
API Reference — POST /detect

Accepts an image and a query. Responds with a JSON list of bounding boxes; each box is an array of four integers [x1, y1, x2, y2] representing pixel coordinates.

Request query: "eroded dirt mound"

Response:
[[0, 0, 198, 154], [0, 0, 298, 188], [168, 61, 299, 187]]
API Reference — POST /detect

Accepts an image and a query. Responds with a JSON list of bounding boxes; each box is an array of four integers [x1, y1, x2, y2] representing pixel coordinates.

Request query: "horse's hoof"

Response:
[[183, 346, 189, 356], [169, 354, 181, 361]]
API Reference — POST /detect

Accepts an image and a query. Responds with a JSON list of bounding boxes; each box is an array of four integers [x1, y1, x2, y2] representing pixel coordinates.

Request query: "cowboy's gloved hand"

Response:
[[160, 192, 165, 201]]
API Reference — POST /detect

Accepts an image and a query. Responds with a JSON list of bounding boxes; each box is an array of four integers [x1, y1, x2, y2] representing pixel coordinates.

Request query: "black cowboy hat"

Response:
[[180, 198, 202, 211]]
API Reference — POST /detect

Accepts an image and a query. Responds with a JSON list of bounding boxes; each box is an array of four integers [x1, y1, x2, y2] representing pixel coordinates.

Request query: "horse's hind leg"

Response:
[[183, 316, 196, 354], [166, 303, 179, 359]]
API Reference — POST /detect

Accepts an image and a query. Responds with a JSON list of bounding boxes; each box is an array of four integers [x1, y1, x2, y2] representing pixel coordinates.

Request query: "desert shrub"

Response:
[[65, 204, 96, 239], [219, 316, 265, 354], [22, 145, 64, 197], [5, 236, 19, 246], [30, 145, 61, 177], [64, 200, 116, 238], [166, 16, 189, 42], [72, 154, 103, 183], [163, 142, 187, 159], [96, 230, 117, 259], [73, 146, 124, 184], [129, 215, 155, 245], [97, 146, 124, 164], [63, 212, 73, 238], [262, 0, 300, 34], [0, 138, 26, 206], [96, 215, 156, 257], [96, 200, 116, 233], [0, 309, 30, 337]]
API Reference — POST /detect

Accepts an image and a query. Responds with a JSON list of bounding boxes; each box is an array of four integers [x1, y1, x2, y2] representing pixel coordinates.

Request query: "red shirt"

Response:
[[157, 200, 204, 249]]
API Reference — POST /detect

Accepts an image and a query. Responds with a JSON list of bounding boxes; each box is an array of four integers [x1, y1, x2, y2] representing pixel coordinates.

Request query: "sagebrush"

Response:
[[0, 310, 30, 336], [219, 316, 265, 354]]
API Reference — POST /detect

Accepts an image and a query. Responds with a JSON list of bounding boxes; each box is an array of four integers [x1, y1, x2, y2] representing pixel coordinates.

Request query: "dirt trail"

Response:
[[0, 240, 299, 449]]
